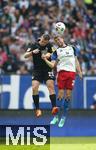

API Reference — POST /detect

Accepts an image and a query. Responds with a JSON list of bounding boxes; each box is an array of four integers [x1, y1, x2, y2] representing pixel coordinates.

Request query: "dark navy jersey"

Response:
[[27, 41, 53, 71]]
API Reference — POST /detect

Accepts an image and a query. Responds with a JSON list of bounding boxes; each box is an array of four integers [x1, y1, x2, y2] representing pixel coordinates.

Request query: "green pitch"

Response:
[[0, 137, 96, 150], [51, 137, 96, 150]]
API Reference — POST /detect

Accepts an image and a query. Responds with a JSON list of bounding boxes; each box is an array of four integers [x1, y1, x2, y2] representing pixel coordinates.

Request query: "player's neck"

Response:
[[60, 43, 67, 48]]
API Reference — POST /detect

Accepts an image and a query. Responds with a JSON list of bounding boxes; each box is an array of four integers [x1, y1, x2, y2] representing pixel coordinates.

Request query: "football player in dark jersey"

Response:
[[24, 34, 58, 117]]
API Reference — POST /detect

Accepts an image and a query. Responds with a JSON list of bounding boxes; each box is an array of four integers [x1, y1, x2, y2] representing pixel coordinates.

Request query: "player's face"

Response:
[[54, 37, 64, 47], [39, 37, 49, 46]]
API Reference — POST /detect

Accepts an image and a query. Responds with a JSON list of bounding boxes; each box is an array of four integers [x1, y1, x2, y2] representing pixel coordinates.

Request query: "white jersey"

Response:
[[51, 45, 76, 72]]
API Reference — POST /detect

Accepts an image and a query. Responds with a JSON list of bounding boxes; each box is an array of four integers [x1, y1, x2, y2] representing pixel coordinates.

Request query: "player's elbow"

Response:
[[24, 54, 27, 58], [51, 63, 55, 69], [24, 53, 29, 58]]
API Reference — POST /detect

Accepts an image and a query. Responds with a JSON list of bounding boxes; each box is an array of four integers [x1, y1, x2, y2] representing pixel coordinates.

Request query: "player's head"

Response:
[[54, 36, 64, 47], [39, 34, 50, 46]]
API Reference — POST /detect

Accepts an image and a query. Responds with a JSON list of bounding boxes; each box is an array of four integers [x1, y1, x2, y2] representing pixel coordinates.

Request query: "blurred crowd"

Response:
[[0, 0, 96, 75]]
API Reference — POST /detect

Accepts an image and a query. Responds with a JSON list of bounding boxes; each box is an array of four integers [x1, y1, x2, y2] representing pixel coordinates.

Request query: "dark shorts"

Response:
[[32, 70, 55, 83]]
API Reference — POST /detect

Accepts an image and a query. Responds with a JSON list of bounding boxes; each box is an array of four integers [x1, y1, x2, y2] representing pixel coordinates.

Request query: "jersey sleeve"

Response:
[[51, 51, 57, 61], [26, 43, 37, 52], [72, 46, 78, 56]]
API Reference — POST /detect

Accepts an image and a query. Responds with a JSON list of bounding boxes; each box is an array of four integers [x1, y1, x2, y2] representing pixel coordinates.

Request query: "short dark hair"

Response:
[[42, 34, 50, 41]]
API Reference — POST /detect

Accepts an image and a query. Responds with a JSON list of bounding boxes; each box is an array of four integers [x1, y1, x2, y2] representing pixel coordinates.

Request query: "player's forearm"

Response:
[[75, 57, 82, 73], [24, 51, 32, 58], [44, 59, 55, 68]]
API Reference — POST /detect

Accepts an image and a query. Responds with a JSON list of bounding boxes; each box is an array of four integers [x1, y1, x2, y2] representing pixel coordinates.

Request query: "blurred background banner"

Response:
[[0, 75, 96, 109]]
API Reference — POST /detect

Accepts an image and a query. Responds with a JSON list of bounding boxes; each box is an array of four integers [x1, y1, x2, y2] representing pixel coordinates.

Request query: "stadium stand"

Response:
[[0, 0, 96, 75]]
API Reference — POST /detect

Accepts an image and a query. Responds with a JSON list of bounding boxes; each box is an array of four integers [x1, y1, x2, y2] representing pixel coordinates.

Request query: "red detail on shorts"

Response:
[[57, 70, 76, 90]]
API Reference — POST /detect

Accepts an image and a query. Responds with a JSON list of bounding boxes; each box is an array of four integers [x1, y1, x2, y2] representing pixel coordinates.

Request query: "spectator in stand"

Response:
[[0, 0, 96, 75], [1, 5, 12, 55], [0, 46, 8, 67], [17, 63, 29, 75], [2, 55, 18, 74]]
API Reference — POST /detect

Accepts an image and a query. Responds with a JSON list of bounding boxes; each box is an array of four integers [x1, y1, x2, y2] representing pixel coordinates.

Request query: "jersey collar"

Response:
[[58, 44, 67, 48]]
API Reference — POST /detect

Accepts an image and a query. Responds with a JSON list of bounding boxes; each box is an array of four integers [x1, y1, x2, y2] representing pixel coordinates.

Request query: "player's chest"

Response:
[[34, 46, 49, 56], [39, 46, 49, 55], [57, 47, 74, 58]]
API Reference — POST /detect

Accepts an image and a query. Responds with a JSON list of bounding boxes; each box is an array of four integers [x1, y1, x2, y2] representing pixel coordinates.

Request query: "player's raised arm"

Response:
[[24, 45, 40, 58], [42, 57, 56, 68]]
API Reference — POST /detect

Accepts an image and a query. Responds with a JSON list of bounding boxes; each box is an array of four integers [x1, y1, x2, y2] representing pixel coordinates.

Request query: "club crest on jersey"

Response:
[[58, 48, 63, 52], [66, 52, 69, 55], [41, 50, 47, 54], [45, 47, 48, 51]]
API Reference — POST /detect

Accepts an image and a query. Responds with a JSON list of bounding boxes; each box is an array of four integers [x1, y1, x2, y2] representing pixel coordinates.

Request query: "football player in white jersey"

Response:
[[42, 36, 82, 127]]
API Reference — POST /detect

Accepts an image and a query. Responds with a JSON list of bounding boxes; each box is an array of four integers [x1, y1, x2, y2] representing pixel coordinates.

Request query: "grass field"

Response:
[[51, 137, 96, 150], [0, 137, 96, 150]]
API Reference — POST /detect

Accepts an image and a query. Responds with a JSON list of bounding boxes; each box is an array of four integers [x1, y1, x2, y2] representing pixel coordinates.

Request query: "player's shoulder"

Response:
[[67, 44, 74, 48], [67, 44, 77, 51], [52, 49, 57, 55], [47, 42, 53, 48], [26, 41, 38, 52], [27, 41, 35, 47], [45, 42, 53, 53], [51, 46, 57, 52]]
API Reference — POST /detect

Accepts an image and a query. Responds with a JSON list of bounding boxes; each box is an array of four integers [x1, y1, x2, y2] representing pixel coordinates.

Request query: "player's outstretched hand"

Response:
[[32, 49, 40, 54]]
